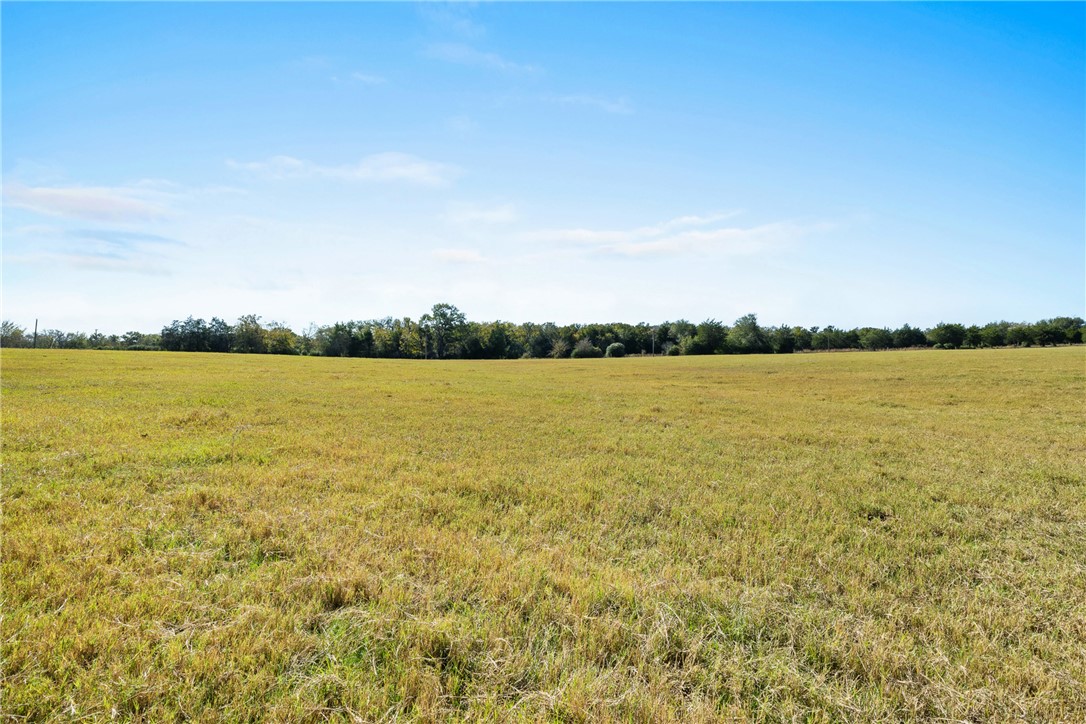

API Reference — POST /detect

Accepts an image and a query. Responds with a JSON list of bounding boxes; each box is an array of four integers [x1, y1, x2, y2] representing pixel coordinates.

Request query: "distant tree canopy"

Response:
[[2, 308, 1083, 358]]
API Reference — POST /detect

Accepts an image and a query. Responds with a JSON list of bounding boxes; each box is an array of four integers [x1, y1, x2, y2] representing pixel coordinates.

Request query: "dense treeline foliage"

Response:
[[2, 310, 1083, 357]]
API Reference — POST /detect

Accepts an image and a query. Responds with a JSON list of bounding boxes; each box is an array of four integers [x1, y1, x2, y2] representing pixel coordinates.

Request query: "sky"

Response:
[[3, 2, 1084, 335]]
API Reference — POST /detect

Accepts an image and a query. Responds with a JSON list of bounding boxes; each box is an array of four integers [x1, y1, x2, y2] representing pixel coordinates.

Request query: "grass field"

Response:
[[3, 347, 1084, 721]]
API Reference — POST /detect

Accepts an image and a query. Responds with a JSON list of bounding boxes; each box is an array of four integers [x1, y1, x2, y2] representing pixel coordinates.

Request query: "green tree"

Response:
[[1006, 324, 1035, 347], [681, 319, 726, 355], [812, 325, 851, 350], [233, 315, 267, 354], [549, 338, 571, 359], [978, 322, 1008, 347], [208, 317, 233, 353], [1, 321, 27, 348], [857, 327, 893, 351], [419, 303, 467, 359], [891, 324, 927, 348], [266, 324, 298, 355], [791, 326, 813, 351], [729, 314, 771, 354], [570, 339, 603, 358], [927, 323, 966, 349]]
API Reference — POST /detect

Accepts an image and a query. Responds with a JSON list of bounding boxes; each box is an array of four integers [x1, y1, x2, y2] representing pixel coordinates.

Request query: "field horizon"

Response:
[[4, 346, 1084, 721]]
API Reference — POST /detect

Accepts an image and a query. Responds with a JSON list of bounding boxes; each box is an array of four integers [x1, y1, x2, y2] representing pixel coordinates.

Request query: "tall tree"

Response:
[[729, 314, 771, 354], [233, 315, 266, 354], [419, 303, 467, 359]]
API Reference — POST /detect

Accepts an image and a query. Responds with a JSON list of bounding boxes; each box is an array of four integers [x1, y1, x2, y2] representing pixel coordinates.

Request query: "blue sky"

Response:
[[3, 2, 1083, 334]]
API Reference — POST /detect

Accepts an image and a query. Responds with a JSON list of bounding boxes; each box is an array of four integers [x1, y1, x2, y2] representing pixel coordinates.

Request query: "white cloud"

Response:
[[4, 220, 184, 277], [425, 43, 540, 74], [447, 115, 479, 134], [417, 4, 486, 39], [331, 71, 387, 85], [523, 213, 736, 245], [523, 213, 828, 258], [548, 94, 633, 115], [433, 248, 488, 264], [5, 250, 172, 276], [349, 71, 386, 85], [227, 153, 458, 186], [289, 56, 333, 71], [2, 182, 169, 222], [605, 222, 799, 257], [443, 202, 518, 225]]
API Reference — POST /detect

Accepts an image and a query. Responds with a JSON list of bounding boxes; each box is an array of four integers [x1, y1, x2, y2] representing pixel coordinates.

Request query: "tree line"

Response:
[[2, 306, 1083, 358]]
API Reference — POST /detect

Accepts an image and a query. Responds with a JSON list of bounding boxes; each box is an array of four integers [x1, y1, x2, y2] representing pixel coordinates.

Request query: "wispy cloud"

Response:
[[547, 94, 633, 115], [227, 153, 458, 186], [350, 71, 386, 84], [292, 55, 387, 87], [444, 202, 518, 225], [332, 71, 387, 85], [433, 248, 488, 264], [425, 43, 541, 74], [447, 115, 479, 134], [72, 229, 181, 247], [5, 222, 182, 275], [523, 213, 829, 258], [3, 182, 169, 222], [4, 249, 172, 275], [524, 213, 737, 245], [288, 55, 334, 72], [417, 4, 486, 39]]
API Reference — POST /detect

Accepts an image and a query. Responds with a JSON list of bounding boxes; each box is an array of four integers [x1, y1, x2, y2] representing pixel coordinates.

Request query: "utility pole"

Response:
[[33, 319, 38, 349]]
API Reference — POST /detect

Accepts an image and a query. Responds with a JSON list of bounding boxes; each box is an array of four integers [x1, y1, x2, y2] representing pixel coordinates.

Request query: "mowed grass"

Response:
[[3, 347, 1084, 722]]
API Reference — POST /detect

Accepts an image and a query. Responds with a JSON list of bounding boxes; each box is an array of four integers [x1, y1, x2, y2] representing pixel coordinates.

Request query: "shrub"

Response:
[[604, 342, 626, 358], [570, 339, 603, 358]]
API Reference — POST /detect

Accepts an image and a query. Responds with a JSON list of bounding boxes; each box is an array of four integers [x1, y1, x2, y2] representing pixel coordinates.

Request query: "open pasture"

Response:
[[3, 347, 1084, 721]]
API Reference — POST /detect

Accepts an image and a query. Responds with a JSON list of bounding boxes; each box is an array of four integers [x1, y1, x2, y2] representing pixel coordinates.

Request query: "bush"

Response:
[[665, 345, 680, 356], [570, 339, 603, 358], [604, 342, 626, 358]]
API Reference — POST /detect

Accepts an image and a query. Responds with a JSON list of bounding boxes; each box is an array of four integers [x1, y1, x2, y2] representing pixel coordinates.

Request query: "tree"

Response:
[[812, 325, 851, 350], [729, 314, 771, 354], [892, 324, 928, 348], [1006, 324, 1035, 347], [767, 326, 796, 354], [605, 342, 626, 358], [857, 327, 893, 351], [419, 303, 467, 359], [318, 322, 355, 357], [164, 317, 211, 352], [122, 330, 159, 350], [1034, 320, 1066, 347], [570, 339, 603, 358], [1, 321, 26, 348], [681, 319, 726, 355], [515, 322, 555, 359], [266, 324, 298, 354], [208, 317, 233, 353], [791, 326, 813, 351], [233, 315, 266, 354], [397, 318, 425, 359], [1050, 316, 1085, 343], [927, 323, 966, 349], [549, 338, 571, 359], [978, 322, 1008, 347]]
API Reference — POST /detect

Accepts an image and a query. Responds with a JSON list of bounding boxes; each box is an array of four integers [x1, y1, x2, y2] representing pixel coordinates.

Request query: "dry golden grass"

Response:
[[3, 347, 1084, 721]]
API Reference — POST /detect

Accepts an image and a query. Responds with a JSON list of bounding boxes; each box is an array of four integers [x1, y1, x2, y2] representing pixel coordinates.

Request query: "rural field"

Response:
[[3, 347, 1084, 721]]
